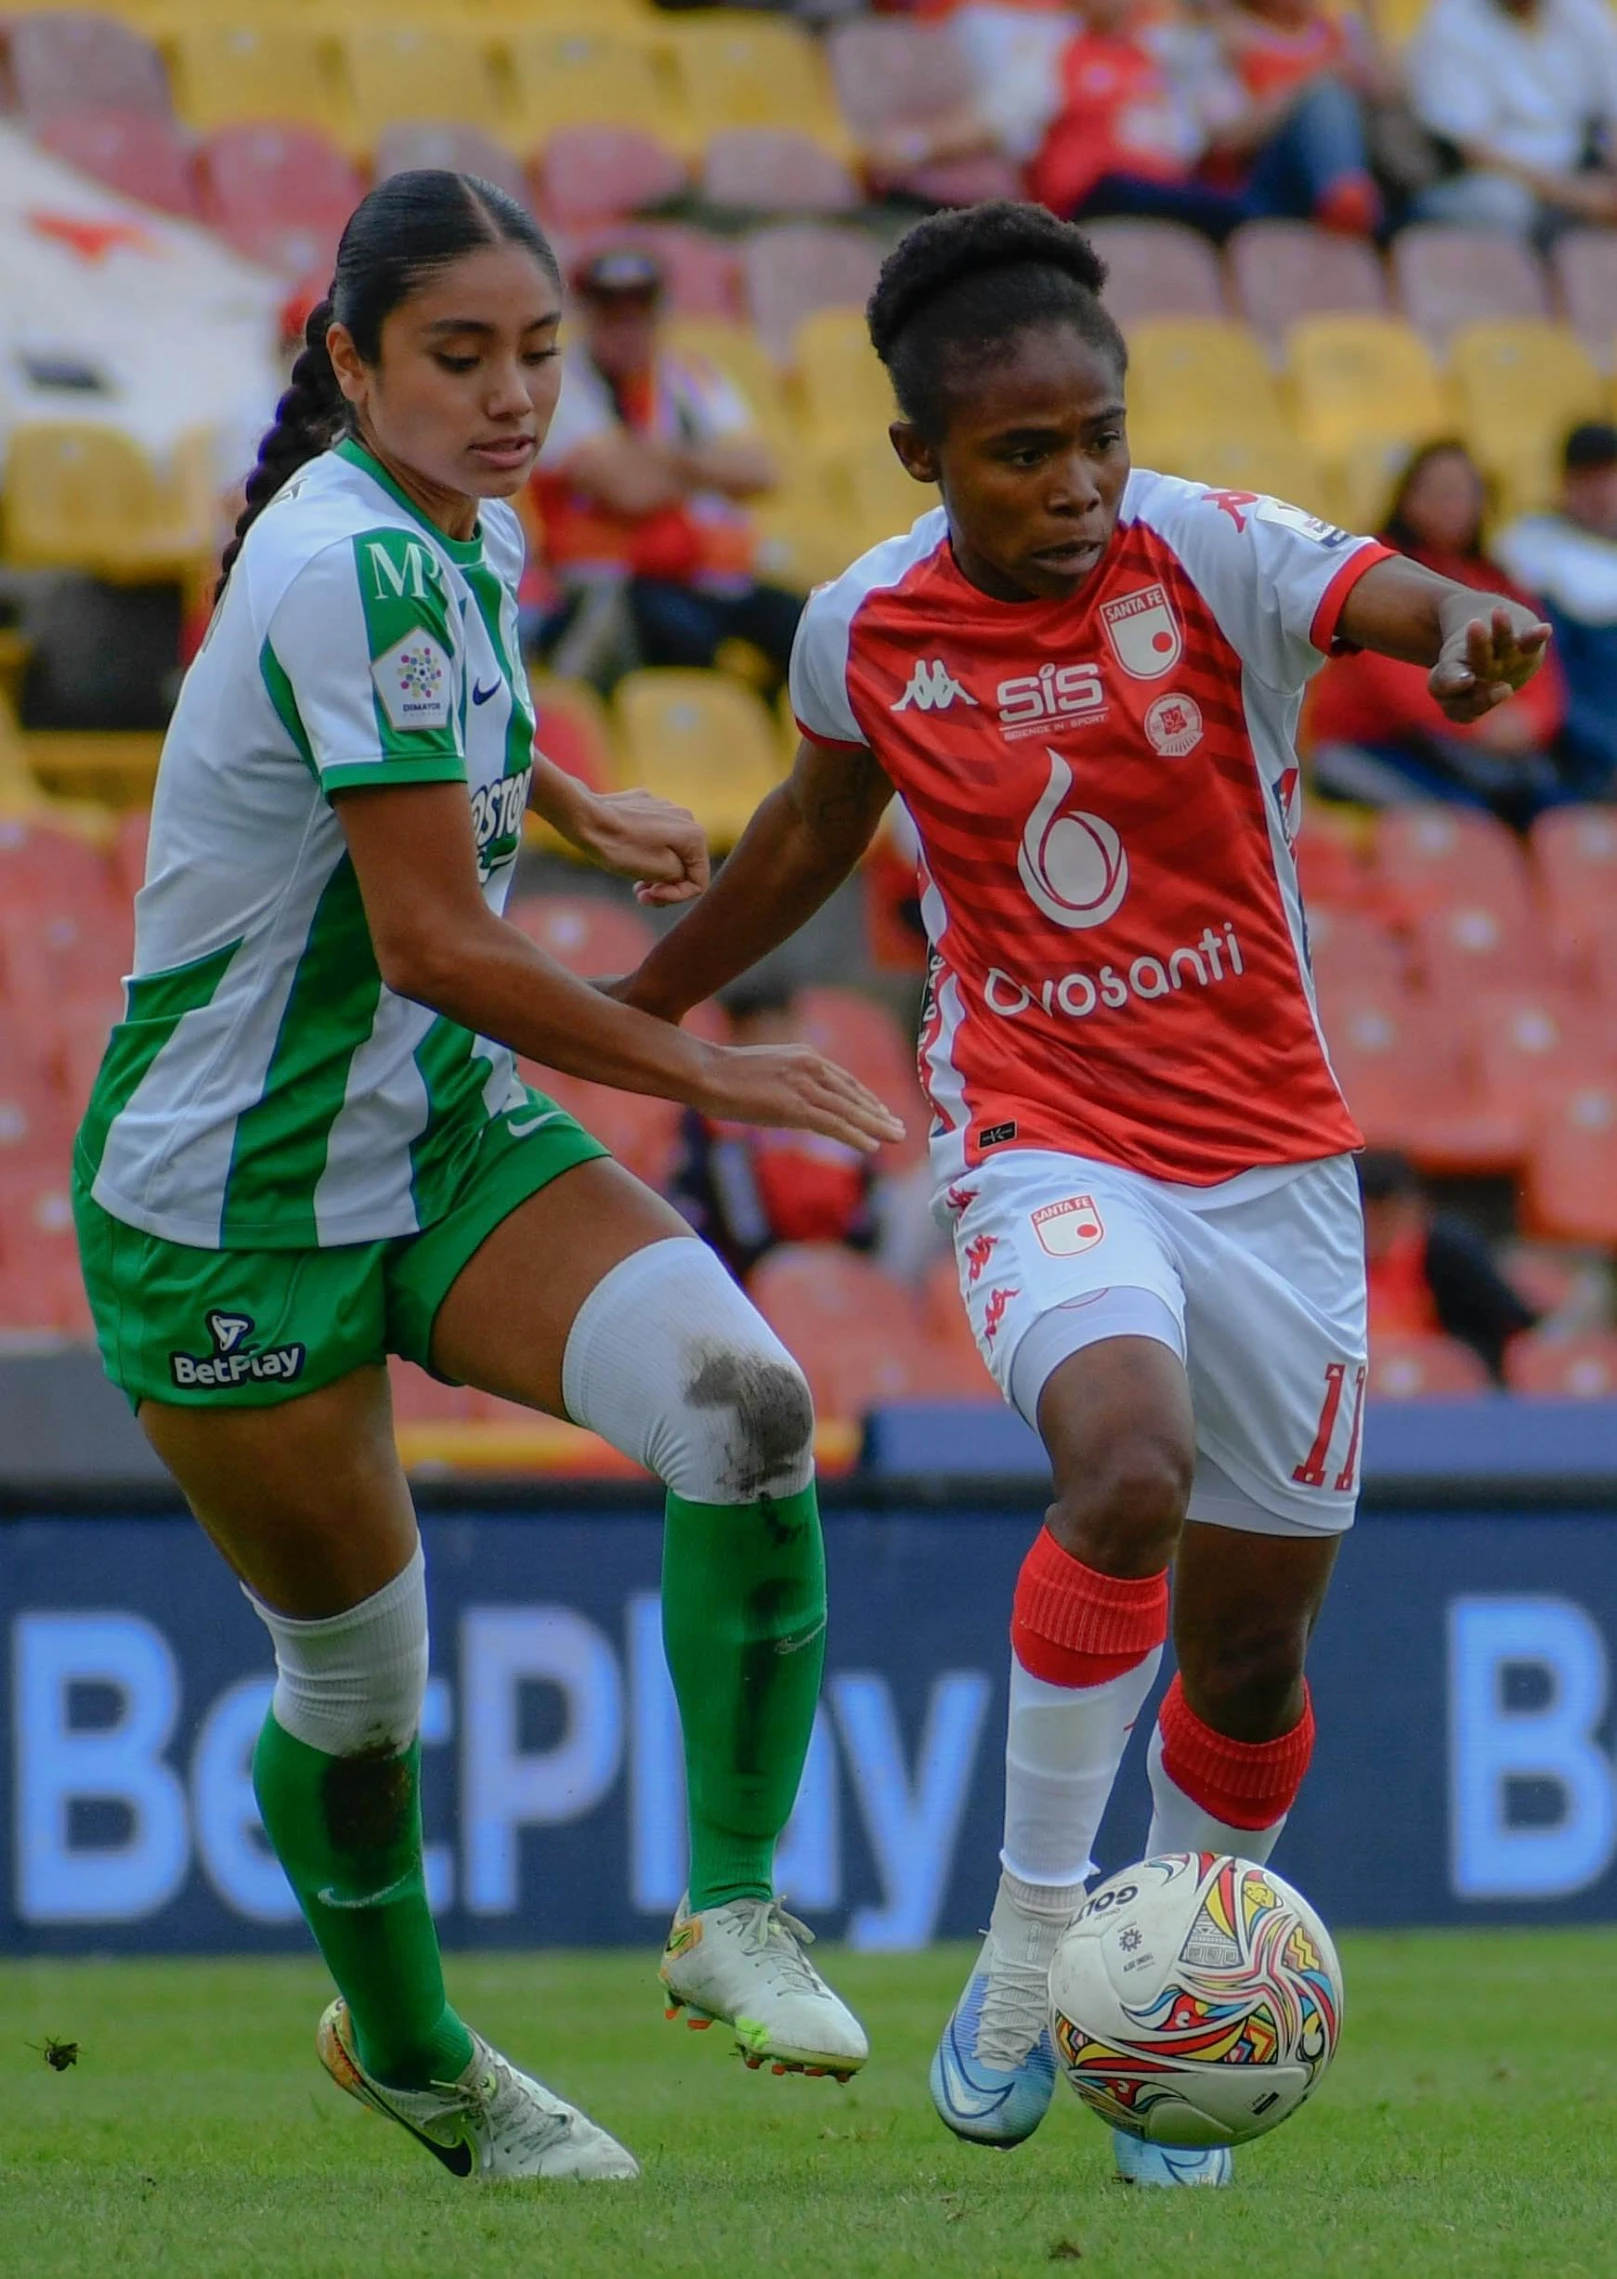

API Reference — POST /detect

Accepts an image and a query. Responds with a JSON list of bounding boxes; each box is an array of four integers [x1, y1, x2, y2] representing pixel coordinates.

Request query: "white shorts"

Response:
[[937, 1149, 1368, 1538]]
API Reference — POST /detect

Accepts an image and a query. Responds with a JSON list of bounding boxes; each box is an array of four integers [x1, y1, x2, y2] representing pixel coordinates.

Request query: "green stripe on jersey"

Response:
[[353, 528, 462, 770], [77, 937, 243, 1180], [220, 857, 382, 1246], [259, 637, 317, 779], [409, 1018, 499, 1223]]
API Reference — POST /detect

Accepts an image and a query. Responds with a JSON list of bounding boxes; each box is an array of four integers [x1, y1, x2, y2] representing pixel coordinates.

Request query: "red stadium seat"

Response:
[[387, 1357, 477, 1425], [750, 1245, 951, 1419], [1082, 222, 1226, 324], [1391, 226, 1548, 344], [1524, 1082, 1617, 1243], [1506, 1329, 1617, 1398], [826, 18, 972, 143], [1307, 905, 1409, 1001], [522, 1069, 681, 1192], [199, 126, 363, 278], [1295, 806, 1372, 907], [0, 814, 115, 916], [743, 224, 884, 363], [560, 222, 742, 320], [505, 892, 655, 977], [0, 1044, 72, 1178], [38, 109, 199, 219], [375, 125, 529, 211], [0, 1169, 90, 1337], [11, 13, 172, 124], [1411, 894, 1550, 1004], [702, 130, 859, 218], [1529, 804, 1617, 984], [1367, 1331, 1492, 1398], [1320, 990, 1521, 1169], [1470, 989, 1610, 1116], [111, 805, 150, 904], [532, 683, 615, 798], [1551, 229, 1617, 364], [534, 128, 689, 227], [1372, 804, 1532, 922], [752, 1242, 917, 1343], [1226, 221, 1387, 352]]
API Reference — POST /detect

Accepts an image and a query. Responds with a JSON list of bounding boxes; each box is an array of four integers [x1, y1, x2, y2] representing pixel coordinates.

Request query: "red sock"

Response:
[[1156, 1673, 1315, 1830], [1314, 172, 1379, 236], [1011, 1527, 1169, 1688]]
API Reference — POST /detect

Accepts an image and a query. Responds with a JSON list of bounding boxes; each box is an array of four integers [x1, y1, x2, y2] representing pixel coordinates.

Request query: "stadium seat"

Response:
[[1470, 990, 1609, 1130], [1082, 222, 1226, 325], [1225, 221, 1387, 352], [1373, 803, 1531, 922], [1524, 1082, 1617, 1243], [387, 1357, 478, 1426], [665, 16, 848, 156], [790, 308, 895, 448], [530, 674, 619, 798], [1366, 1331, 1492, 1398], [825, 18, 972, 151], [376, 124, 528, 209], [2, 423, 211, 581], [701, 130, 859, 219], [1284, 316, 1449, 461], [168, 23, 347, 141], [343, 26, 502, 143], [1550, 229, 1617, 367], [743, 225, 884, 365], [749, 490, 862, 596], [0, 1168, 88, 1342], [534, 126, 688, 226], [662, 320, 796, 456], [1529, 804, 1617, 982], [505, 891, 655, 977], [11, 13, 172, 124], [797, 985, 925, 1169], [1448, 321, 1603, 510], [0, 1041, 72, 1180], [0, 813, 115, 914], [1306, 905, 1409, 1001], [751, 1242, 923, 1417], [199, 125, 363, 279], [1505, 1329, 1617, 1397], [1329, 432, 1425, 535], [1124, 321, 1282, 451], [506, 26, 677, 148], [613, 668, 781, 846], [1294, 806, 1372, 908], [825, 435, 939, 551], [37, 109, 198, 218], [111, 805, 149, 904], [1391, 226, 1549, 343], [1320, 990, 1520, 1169], [1140, 431, 1333, 522], [1411, 895, 1550, 1004]]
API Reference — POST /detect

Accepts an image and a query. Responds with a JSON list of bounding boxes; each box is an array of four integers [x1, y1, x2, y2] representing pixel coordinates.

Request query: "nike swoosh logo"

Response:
[[472, 680, 501, 706], [315, 1875, 417, 1911], [392, 2111, 475, 2178], [506, 1109, 563, 1139]]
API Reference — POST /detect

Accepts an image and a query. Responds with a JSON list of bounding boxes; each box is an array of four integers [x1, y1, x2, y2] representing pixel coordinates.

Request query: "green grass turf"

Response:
[[0, 1932, 1612, 2279]]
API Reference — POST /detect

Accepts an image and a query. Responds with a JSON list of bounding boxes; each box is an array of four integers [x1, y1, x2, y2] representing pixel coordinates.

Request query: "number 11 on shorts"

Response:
[[1292, 1361, 1368, 1493]]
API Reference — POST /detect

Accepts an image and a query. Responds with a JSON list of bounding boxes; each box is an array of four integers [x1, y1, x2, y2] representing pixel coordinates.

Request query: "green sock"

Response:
[[252, 1713, 475, 2092], [661, 1482, 827, 1912]]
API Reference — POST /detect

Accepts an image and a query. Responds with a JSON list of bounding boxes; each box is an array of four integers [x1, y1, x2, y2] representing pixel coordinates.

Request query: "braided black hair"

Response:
[[867, 202, 1127, 443], [218, 169, 559, 594]]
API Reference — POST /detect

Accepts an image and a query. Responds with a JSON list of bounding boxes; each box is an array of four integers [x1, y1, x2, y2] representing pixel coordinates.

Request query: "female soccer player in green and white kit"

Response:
[[72, 172, 895, 2183]]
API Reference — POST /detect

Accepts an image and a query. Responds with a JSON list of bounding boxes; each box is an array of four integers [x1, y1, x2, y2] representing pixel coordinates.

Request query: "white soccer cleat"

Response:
[[659, 1895, 869, 2080], [316, 1998, 639, 2182]]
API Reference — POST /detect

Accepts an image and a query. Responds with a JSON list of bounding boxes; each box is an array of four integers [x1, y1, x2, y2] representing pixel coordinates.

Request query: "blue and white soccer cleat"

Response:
[[1112, 2131, 1234, 2187], [929, 1885, 1066, 2147]]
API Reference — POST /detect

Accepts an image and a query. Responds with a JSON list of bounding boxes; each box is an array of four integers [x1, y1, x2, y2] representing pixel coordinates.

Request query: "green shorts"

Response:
[[73, 1086, 609, 1411]]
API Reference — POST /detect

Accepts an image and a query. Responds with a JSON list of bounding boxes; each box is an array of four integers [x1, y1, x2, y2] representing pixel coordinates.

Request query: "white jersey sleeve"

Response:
[[263, 526, 467, 795], [790, 508, 951, 747], [1124, 469, 1391, 696]]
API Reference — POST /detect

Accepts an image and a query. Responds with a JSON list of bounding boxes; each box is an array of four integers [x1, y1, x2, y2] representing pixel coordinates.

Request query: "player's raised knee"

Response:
[[683, 1337, 815, 1503]]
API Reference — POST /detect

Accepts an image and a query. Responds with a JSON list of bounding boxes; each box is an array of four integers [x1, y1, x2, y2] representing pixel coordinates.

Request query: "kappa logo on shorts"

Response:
[[169, 1309, 307, 1391], [964, 1232, 997, 1284], [1032, 1195, 1105, 1256], [982, 1287, 1019, 1343]]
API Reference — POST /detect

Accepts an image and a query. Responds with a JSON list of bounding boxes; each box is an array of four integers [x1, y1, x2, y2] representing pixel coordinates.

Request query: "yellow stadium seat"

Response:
[[1285, 315, 1450, 458], [506, 25, 676, 145], [1329, 433, 1426, 534], [825, 436, 938, 551], [168, 22, 347, 138], [751, 487, 861, 594], [1125, 320, 1282, 448], [1136, 429, 1336, 523], [2, 424, 213, 581], [343, 25, 502, 143], [663, 320, 799, 456], [662, 15, 849, 157], [791, 308, 896, 448], [1450, 320, 1603, 475], [614, 668, 783, 847]]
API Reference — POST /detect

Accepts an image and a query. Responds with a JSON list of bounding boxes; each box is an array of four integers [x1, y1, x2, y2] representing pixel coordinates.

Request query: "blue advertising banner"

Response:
[[3, 1503, 1616, 1953]]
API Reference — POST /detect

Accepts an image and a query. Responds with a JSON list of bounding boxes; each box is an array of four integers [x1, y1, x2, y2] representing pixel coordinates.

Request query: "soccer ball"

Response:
[[1047, 1852, 1343, 2150]]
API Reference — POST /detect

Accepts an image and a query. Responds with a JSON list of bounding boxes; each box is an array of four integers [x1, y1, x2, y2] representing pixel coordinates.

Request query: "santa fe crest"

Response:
[[1032, 1196, 1105, 1256], [1100, 585, 1183, 680]]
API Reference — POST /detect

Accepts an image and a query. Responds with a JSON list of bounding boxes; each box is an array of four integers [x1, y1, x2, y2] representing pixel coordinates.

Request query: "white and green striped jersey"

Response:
[[78, 438, 539, 1250]]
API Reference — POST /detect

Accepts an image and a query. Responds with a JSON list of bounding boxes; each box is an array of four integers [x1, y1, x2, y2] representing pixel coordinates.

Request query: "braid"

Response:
[[216, 300, 345, 596]]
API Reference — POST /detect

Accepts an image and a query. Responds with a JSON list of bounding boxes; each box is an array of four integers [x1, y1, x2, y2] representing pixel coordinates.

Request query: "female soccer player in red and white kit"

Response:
[[620, 203, 1550, 2186]]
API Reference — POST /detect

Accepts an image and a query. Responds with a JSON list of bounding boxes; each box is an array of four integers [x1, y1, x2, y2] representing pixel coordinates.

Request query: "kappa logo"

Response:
[[1018, 752, 1129, 930], [893, 658, 978, 713], [964, 1232, 997, 1284], [1144, 692, 1204, 758], [1100, 584, 1183, 680], [1032, 1196, 1105, 1257], [982, 1286, 1019, 1343], [169, 1310, 306, 1391], [943, 1184, 980, 1218]]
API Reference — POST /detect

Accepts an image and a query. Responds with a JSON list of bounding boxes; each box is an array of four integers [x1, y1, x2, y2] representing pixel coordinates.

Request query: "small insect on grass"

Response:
[[27, 2037, 81, 2071]]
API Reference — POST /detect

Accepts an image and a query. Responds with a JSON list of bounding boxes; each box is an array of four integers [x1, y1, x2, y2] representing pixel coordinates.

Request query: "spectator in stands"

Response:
[[1494, 422, 1617, 797], [1407, 0, 1617, 238], [1310, 439, 1570, 825], [1359, 1150, 1538, 1381], [670, 980, 877, 1280], [530, 247, 802, 691]]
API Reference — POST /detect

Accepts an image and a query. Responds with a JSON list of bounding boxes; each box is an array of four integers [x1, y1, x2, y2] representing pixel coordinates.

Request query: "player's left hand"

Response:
[[570, 788, 711, 905], [1429, 602, 1552, 726]]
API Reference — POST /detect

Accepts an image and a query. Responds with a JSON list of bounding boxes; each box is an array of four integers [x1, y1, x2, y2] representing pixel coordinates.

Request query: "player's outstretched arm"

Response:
[[1336, 555, 1552, 726], [334, 779, 902, 1153], [528, 753, 710, 907], [620, 734, 895, 1023]]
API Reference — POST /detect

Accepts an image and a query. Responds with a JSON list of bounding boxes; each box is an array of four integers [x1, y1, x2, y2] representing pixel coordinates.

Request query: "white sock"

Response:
[[245, 1544, 428, 1757], [1145, 1725, 1286, 1864], [1000, 1645, 1164, 1896]]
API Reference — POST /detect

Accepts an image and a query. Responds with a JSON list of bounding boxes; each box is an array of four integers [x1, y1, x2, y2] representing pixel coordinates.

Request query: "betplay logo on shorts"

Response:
[[169, 1310, 306, 1390]]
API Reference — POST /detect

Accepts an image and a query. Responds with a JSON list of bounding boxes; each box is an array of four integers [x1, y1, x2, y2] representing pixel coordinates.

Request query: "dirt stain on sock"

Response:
[[686, 1346, 813, 1503], [323, 1743, 412, 1855]]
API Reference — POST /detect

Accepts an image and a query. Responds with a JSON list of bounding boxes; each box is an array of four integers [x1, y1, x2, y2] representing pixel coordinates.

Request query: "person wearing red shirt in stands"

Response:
[[617, 204, 1550, 2187], [1310, 439, 1569, 824]]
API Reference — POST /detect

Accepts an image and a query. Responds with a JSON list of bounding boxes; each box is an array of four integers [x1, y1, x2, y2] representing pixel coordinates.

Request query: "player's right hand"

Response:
[[694, 1043, 906, 1154]]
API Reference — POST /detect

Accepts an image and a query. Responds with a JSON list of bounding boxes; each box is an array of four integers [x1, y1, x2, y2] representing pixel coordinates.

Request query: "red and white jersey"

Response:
[[790, 468, 1390, 1186]]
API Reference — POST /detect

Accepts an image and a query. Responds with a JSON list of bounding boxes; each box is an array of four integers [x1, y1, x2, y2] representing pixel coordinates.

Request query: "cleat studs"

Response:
[[664, 2006, 681, 2021], [687, 2017, 712, 2031], [744, 2054, 763, 2070], [772, 2062, 788, 2076], [834, 2071, 852, 2084]]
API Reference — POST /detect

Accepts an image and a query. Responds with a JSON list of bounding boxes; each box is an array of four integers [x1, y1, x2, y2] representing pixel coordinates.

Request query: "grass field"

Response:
[[2, 1932, 1612, 2279]]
